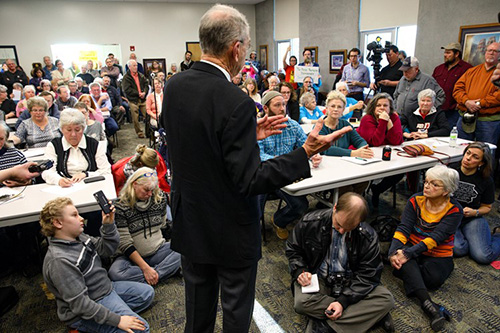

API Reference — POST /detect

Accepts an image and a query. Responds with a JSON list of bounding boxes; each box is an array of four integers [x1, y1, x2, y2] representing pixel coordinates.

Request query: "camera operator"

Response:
[[286, 193, 395, 333], [369, 45, 402, 98]]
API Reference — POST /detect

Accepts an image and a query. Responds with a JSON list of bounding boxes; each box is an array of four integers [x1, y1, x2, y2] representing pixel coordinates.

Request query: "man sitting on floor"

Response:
[[286, 192, 395, 332], [258, 91, 322, 240]]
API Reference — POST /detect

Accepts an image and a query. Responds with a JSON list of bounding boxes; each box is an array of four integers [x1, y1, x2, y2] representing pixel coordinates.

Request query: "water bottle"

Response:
[[449, 126, 458, 148]]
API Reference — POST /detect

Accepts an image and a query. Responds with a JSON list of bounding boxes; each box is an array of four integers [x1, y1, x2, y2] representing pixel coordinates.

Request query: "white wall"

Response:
[[275, 0, 299, 40], [360, 0, 419, 31], [0, 0, 256, 72]]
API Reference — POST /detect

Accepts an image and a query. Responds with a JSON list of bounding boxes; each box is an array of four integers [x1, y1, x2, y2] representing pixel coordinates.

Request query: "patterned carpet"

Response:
[[0, 123, 499, 332]]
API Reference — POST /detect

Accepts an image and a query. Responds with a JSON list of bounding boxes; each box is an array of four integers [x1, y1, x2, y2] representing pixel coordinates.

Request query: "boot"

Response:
[[376, 312, 395, 332], [421, 299, 450, 331]]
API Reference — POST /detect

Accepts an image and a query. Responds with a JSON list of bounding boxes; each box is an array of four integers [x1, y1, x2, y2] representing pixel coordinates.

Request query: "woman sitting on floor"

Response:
[[299, 92, 323, 124], [108, 167, 181, 286], [42, 108, 110, 187], [400, 89, 450, 140], [451, 142, 500, 264], [112, 144, 170, 195], [389, 165, 462, 332]]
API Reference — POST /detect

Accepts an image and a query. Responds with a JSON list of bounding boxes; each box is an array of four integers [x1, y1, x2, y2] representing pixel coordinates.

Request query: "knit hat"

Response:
[[261, 91, 282, 107]]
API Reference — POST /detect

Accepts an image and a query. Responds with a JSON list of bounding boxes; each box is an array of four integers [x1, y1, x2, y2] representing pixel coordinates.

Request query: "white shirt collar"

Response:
[[62, 136, 86, 151], [200, 60, 231, 82]]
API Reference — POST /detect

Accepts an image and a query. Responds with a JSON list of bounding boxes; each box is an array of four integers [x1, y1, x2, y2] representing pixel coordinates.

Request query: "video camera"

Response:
[[366, 36, 392, 82]]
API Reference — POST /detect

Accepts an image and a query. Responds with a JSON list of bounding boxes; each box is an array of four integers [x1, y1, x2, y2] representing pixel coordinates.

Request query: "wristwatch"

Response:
[[476, 209, 479, 217]]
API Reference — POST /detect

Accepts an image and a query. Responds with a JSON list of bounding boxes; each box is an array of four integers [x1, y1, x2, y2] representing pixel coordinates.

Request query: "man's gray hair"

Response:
[[127, 59, 137, 67], [23, 85, 35, 94], [199, 4, 250, 57], [335, 81, 350, 92], [0, 85, 7, 93], [425, 164, 459, 195], [89, 82, 101, 90], [417, 88, 436, 104], [59, 108, 86, 130], [41, 79, 51, 86], [27, 96, 48, 112], [74, 77, 83, 83], [300, 92, 316, 107]]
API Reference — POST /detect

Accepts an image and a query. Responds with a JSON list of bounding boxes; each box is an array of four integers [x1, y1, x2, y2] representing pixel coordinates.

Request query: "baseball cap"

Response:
[[399, 56, 419, 71], [441, 42, 462, 51], [261, 90, 282, 106]]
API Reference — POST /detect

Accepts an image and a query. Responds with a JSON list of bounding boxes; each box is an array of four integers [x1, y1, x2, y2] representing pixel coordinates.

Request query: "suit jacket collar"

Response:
[[193, 61, 230, 81]]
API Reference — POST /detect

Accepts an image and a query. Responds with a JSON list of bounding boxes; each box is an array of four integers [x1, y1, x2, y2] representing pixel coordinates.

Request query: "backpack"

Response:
[[369, 215, 400, 242]]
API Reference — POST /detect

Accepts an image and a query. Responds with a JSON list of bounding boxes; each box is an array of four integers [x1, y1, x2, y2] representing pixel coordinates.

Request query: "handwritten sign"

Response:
[[295, 66, 320, 84], [79, 50, 98, 63]]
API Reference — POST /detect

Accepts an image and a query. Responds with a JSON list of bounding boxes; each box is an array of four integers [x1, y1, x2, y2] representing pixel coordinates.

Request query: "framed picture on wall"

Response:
[[186, 42, 201, 62], [459, 23, 500, 67], [0, 45, 19, 66], [304, 46, 318, 64], [143, 58, 166, 78], [259, 45, 268, 70], [329, 49, 347, 74]]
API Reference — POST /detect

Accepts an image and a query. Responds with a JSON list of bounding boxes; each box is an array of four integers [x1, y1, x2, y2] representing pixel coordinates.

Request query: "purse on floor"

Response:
[[397, 144, 450, 164]]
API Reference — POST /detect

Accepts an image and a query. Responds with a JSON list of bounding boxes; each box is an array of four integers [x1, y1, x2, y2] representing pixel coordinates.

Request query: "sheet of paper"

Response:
[[0, 187, 24, 205], [301, 274, 320, 294], [12, 89, 21, 101], [41, 182, 86, 195], [22, 148, 45, 159], [341, 156, 382, 165]]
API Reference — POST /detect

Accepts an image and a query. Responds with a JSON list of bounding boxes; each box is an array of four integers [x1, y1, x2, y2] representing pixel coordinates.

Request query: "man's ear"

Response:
[[232, 41, 242, 63]]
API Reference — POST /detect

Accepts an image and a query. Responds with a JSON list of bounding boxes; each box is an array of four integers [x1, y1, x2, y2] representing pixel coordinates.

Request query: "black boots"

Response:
[[377, 312, 395, 332], [421, 299, 451, 331]]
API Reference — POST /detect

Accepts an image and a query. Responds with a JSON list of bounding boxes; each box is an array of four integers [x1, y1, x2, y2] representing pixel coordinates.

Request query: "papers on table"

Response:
[[0, 187, 24, 205], [301, 274, 320, 294], [22, 148, 45, 159], [341, 156, 382, 165], [41, 182, 86, 195]]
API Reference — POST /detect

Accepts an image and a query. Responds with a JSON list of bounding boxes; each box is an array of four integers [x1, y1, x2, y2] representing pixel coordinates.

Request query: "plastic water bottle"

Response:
[[449, 126, 458, 148]]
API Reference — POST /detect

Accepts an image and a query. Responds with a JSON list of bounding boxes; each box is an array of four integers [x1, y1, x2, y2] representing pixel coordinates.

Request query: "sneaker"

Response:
[[138, 132, 145, 138], [271, 217, 289, 240]]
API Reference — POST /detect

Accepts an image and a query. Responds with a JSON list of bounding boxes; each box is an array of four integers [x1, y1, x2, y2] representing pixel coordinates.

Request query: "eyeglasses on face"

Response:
[[423, 180, 443, 188]]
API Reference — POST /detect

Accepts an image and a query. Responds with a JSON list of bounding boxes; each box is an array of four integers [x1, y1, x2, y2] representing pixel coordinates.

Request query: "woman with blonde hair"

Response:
[[112, 144, 170, 195], [108, 167, 181, 286], [243, 78, 261, 103]]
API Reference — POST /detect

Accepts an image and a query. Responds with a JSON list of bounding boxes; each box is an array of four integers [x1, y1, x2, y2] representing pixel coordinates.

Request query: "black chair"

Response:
[[260, 192, 283, 243]]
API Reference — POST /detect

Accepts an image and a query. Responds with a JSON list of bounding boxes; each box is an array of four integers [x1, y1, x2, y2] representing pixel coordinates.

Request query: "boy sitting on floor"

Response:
[[40, 197, 153, 332]]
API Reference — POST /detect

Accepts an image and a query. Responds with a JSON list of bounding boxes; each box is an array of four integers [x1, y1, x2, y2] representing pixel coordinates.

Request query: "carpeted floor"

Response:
[[0, 122, 499, 332]]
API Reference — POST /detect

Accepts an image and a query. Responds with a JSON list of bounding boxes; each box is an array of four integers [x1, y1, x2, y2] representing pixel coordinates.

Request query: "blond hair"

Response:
[[118, 167, 162, 208], [39, 197, 74, 237], [325, 90, 346, 108], [129, 144, 159, 169]]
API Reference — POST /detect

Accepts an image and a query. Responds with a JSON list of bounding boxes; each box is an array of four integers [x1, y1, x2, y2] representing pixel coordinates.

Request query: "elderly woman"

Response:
[[0, 123, 28, 186], [279, 81, 299, 122], [299, 92, 323, 124], [263, 75, 279, 95], [78, 94, 104, 123], [13, 97, 60, 148], [108, 167, 181, 285], [146, 78, 164, 128], [112, 144, 170, 195], [15, 85, 36, 117], [401, 89, 450, 140], [243, 77, 261, 103], [335, 81, 364, 120], [40, 79, 52, 93], [51, 59, 73, 85], [451, 142, 500, 264], [16, 91, 61, 129], [358, 93, 403, 147], [74, 102, 106, 141], [42, 109, 110, 187], [389, 165, 462, 332], [0, 84, 16, 120]]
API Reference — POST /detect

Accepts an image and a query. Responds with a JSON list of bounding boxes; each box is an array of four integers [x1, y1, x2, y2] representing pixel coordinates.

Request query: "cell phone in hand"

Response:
[[325, 309, 334, 316], [93, 190, 111, 214]]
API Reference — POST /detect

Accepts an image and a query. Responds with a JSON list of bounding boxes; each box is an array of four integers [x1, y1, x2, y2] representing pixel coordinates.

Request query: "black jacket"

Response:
[[122, 71, 149, 103], [287, 99, 300, 122], [400, 107, 450, 138], [161, 61, 311, 267], [286, 209, 383, 310]]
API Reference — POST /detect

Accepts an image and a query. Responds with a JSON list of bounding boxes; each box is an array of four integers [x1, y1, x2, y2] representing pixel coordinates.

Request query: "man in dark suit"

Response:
[[160, 4, 351, 332]]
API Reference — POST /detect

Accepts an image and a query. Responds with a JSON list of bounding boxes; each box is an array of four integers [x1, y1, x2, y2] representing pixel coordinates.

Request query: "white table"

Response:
[[0, 174, 116, 227], [5, 117, 17, 128], [283, 137, 495, 197]]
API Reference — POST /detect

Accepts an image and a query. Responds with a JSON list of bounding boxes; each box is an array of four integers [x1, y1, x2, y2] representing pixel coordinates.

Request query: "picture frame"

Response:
[[459, 23, 500, 67], [143, 58, 166, 78], [304, 46, 318, 64], [186, 42, 201, 62], [0, 45, 19, 67], [329, 49, 347, 74], [259, 45, 268, 70]]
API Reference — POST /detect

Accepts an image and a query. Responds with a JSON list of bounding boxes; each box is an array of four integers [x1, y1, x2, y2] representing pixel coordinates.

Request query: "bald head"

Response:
[[334, 192, 369, 229], [485, 42, 500, 68]]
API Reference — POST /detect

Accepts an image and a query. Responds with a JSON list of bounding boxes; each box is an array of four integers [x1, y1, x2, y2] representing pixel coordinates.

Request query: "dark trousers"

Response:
[[258, 190, 309, 228], [181, 255, 258, 333], [393, 255, 454, 296], [348, 92, 364, 101]]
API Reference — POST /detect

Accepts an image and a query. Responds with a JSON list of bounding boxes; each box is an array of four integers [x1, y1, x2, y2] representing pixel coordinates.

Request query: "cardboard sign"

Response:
[[295, 65, 320, 84]]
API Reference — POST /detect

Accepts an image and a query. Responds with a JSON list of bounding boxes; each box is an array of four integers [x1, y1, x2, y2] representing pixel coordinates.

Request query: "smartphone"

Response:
[[93, 190, 112, 214]]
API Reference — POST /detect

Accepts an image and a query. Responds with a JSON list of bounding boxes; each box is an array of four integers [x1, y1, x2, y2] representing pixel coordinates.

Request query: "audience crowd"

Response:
[[1, 27, 500, 333]]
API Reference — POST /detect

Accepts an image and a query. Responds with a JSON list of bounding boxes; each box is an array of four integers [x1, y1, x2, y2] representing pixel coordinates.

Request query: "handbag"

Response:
[[397, 144, 450, 164]]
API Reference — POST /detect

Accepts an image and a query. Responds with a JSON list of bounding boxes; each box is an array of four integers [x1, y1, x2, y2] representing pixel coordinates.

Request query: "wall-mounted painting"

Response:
[[459, 23, 500, 67], [329, 49, 347, 73]]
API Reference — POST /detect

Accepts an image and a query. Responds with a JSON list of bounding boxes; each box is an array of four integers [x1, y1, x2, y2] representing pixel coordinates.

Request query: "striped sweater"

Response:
[[389, 193, 463, 258], [0, 147, 27, 170]]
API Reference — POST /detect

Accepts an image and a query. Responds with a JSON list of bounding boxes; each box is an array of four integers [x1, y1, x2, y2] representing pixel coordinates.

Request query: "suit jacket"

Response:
[[161, 61, 311, 267]]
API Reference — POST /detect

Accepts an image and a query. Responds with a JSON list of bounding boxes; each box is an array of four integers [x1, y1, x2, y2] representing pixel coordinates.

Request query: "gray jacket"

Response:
[[42, 224, 120, 327], [394, 71, 445, 117]]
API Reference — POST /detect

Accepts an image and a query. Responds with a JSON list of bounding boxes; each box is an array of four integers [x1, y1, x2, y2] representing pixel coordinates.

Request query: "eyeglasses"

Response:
[[136, 171, 157, 181], [485, 49, 499, 54], [423, 180, 443, 188]]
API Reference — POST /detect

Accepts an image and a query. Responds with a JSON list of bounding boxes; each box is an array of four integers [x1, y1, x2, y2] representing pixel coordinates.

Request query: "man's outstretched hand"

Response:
[[256, 114, 288, 140], [303, 118, 352, 157]]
